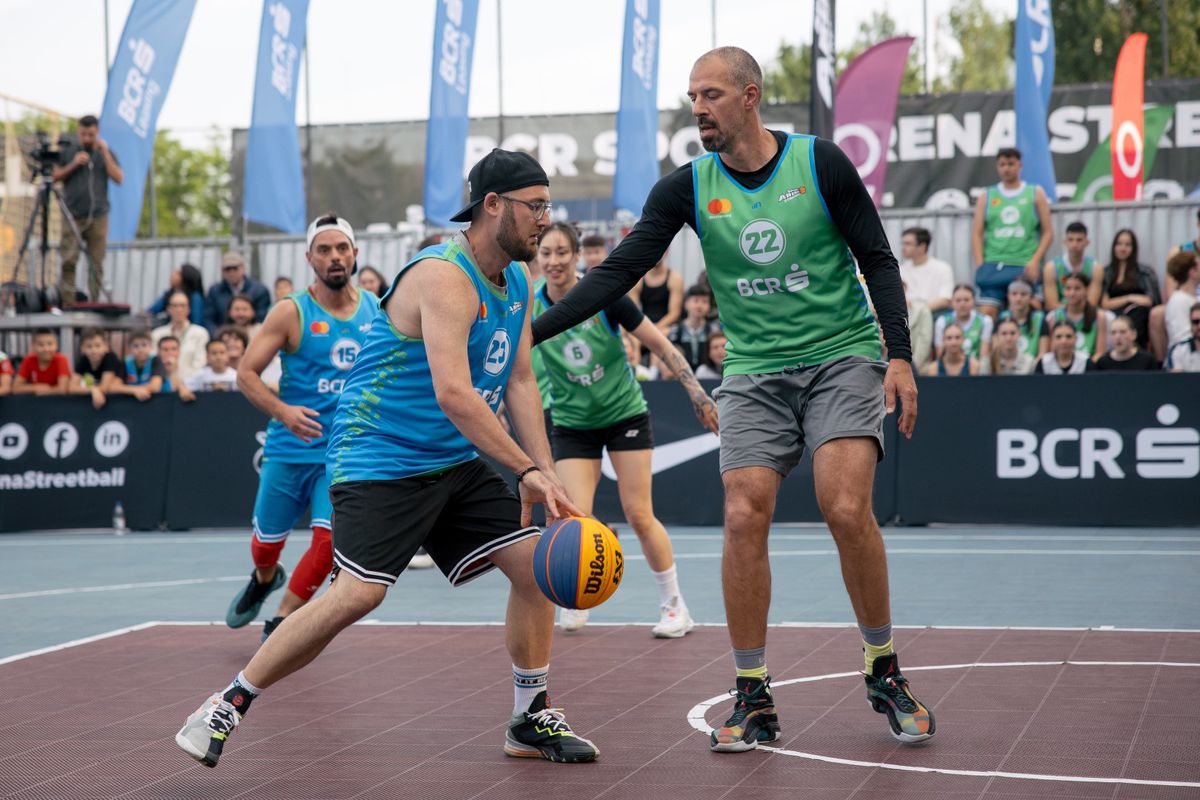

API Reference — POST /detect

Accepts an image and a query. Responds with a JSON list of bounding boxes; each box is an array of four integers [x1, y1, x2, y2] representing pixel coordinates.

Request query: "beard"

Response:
[[698, 116, 728, 153], [319, 265, 350, 290], [496, 205, 536, 262]]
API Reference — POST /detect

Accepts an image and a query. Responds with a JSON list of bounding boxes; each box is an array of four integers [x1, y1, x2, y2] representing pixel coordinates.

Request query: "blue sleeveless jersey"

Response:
[[264, 288, 380, 464], [328, 237, 530, 484]]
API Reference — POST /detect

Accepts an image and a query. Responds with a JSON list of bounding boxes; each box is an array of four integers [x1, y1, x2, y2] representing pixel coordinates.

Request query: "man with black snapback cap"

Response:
[[177, 150, 600, 767]]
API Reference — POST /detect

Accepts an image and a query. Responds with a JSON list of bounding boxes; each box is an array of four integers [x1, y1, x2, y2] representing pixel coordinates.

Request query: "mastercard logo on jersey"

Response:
[[309, 321, 331, 335], [707, 198, 733, 216]]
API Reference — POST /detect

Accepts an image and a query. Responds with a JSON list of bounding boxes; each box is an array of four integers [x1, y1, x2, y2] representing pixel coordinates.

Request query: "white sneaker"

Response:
[[408, 548, 435, 570], [175, 693, 241, 768], [559, 608, 589, 632], [652, 598, 694, 639]]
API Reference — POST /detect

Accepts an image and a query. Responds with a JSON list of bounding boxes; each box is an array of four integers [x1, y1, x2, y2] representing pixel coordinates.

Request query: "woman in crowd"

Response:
[[357, 266, 388, 299], [998, 279, 1046, 359], [151, 290, 209, 381], [532, 222, 718, 638], [629, 258, 684, 333], [986, 318, 1035, 375], [145, 263, 204, 325], [934, 284, 992, 362], [1100, 229, 1161, 347], [695, 331, 727, 379], [1096, 315, 1159, 371], [924, 322, 979, 376], [1046, 272, 1108, 359], [1035, 321, 1096, 374], [225, 294, 263, 340]]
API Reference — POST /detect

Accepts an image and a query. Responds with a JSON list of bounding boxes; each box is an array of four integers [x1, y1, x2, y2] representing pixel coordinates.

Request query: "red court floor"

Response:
[[1, 623, 1197, 799]]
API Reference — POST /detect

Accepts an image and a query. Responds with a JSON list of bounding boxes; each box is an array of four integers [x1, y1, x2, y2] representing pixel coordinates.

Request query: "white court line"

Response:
[[655, 548, 1200, 560], [0, 576, 245, 601], [0, 622, 160, 666], [687, 661, 1200, 789]]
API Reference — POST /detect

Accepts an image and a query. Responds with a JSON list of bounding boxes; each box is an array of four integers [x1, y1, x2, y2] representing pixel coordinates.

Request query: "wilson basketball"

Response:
[[533, 517, 624, 610]]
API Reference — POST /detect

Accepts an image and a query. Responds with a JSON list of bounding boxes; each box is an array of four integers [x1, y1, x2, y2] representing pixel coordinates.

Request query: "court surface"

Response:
[[2, 525, 1198, 799]]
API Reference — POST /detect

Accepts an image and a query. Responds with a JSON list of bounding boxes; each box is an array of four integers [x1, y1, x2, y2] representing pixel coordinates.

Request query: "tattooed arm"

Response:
[[628, 317, 719, 435]]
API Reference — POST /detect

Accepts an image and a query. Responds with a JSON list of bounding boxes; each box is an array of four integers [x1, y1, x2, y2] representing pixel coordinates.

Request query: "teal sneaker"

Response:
[[225, 567, 287, 629]]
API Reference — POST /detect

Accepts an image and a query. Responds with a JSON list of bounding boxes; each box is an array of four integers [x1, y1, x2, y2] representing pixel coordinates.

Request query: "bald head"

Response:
[[695, 47, 763, 95]]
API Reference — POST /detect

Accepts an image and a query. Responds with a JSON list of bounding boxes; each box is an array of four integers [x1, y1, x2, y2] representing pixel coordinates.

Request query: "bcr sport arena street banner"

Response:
[[230, 79, 1200, 227], [1, 374, 1197, 532]]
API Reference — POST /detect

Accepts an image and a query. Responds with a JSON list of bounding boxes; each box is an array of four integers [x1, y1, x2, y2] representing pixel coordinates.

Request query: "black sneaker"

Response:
[[260, 616, 285, 643], [709, 676, 781, 752], [865, 653, 935, 743], [504, 690, 599, 763], [225, 567, 287, 629]]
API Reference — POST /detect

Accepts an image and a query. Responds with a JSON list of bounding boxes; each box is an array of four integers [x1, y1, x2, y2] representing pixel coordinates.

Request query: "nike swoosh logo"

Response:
[[600, 433, 720, 480]]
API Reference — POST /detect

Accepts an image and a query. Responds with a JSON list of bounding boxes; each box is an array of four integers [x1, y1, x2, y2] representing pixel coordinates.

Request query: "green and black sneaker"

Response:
[[225, 567, 287, 629], [709, 676, 782, 752], [865, 653, 935, 743], [504, 690, 599, 763]]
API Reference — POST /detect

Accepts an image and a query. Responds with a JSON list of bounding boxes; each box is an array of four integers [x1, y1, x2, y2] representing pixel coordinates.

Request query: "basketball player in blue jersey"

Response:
[[177, 149, 599, 768], [224, 214, 379, 641]]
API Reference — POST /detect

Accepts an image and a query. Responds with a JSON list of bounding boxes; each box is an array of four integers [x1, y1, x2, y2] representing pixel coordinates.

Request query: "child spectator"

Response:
[[219, 326, 250, 370], [123, 330, 165, 393], [580, 234, 608, 272], [1163, 250, 1200, 347], [1043, 221, 1101, 310], [1100, 229, 1160, 348], [0, 350, 13, 395], [1036, 322, 1096, 374], [1046, 272, 1108, 358], [186, 339, 239, 392], [70, 327, 125, 409], [1096, 315, 1159, 371], [273, 276, 294, 304], [1164, 303, 1200, 373], [225, 294, 261, 340], [152, 290, 209, 381], [14, 328, 71, 395], [695, 331, 727, 379], [986, 318, 1035, 375], [924, 322, 979, 376], [935, 284, 992, 362], [999, 280, 1047, 359], [668, 286, 716, 371], [156, 336, 196, 401]]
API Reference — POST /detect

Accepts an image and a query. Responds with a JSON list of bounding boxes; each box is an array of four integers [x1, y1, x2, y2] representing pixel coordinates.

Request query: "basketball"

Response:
[[533, 517, 624, 610]]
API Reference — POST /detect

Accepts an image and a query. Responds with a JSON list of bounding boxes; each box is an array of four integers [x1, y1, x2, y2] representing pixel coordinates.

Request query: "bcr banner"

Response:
[[423, 0, 480, 227], [613, 0, 661, 217]]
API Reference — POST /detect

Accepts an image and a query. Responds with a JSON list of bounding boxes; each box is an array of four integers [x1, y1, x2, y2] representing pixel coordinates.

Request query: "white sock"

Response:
[[651, 564, 684, 608], [512, 664, 548, 715]]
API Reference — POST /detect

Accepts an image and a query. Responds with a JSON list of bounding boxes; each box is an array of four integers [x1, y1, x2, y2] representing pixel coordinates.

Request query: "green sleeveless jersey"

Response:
[[1000, 309, 1045, 356], [1048, 307, 1099, 356], [953, 312, 987, 360], [983, 183, 1039, 265], [692, 134, 880, 375], [1053, 255, 1095, 298], [530, 279, 553, 411], [531, 285, 646, 430]]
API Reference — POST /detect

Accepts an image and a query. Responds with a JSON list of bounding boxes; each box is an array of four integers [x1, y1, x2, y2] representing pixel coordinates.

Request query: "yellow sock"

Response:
[[864, 639, 894, 674], [735, 665, 768, 681]]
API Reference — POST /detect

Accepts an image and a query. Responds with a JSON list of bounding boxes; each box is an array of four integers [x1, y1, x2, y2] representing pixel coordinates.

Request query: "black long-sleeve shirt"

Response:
[[532, 131, 911, 362]]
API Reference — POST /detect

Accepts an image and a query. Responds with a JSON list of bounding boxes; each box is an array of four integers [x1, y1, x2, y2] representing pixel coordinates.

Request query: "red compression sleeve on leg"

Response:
[[287, 526, 333, 602], [250, 536, 286, 570]]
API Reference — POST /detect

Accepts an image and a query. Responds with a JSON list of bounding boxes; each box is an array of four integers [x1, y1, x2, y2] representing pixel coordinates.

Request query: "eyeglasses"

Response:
[[1191, 318, 1200, 325], [499, 195, 552, 220], [222, 264, 242, 271]]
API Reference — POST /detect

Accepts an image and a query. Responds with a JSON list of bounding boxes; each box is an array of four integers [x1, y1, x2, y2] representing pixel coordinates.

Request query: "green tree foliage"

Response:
[[936, 0, 1013, 92], [1054, 1, 1200, 85], [839, 11, 924, 95], [137, 130, 231, 239], [762, 41, 812, 105]]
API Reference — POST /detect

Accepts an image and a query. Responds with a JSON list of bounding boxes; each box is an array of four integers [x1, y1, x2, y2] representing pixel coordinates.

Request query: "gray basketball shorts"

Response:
[[712, 356, 887, 476]]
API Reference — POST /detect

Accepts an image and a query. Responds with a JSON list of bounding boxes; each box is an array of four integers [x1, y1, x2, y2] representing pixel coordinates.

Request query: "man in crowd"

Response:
[[205, 252, 271, 333], [531, 47, 930, 753], [13, 329, 70, 395], [898, 227, 953, 312], [668, 285, 717, 371], [971, 148, 1053, 317], [1043, 221, 1101, 310], [1165, 303, 1200, 372], [52, 115, 123, 303]]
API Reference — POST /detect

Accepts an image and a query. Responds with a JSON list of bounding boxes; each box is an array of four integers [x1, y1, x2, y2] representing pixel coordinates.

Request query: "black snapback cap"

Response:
[[450, 148, 550, 223]]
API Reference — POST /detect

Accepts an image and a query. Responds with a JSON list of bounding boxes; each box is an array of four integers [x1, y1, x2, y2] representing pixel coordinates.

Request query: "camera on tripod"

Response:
[[28, 131, 70, 177]]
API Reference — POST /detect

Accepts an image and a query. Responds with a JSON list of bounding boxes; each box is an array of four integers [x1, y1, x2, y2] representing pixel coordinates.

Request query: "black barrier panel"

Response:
[[589, 381, 899, 525], [0, 396, 173, 531], [163, 393, 269, 530], [896, 374, 1200, 527]]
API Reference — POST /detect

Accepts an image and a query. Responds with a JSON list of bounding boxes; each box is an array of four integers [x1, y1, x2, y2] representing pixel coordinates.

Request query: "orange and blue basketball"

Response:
[[533, 517, 623, 610]]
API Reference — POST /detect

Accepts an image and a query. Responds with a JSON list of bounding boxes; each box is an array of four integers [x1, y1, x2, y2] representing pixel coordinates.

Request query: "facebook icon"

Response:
[[43, 422, 79, 459]]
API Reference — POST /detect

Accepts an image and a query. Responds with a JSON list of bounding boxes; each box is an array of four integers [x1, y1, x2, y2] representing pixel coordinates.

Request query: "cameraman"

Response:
[[51, 115, 123, 304]]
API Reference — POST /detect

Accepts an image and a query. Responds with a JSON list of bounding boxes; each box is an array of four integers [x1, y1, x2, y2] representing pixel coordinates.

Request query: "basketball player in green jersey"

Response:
[[1042, 221, 1103, 310], [971, 147, 1054, 318], [532, 47, 932, 751]]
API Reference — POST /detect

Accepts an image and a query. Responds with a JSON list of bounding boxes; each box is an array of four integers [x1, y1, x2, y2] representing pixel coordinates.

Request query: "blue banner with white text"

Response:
[[99, 0, 197, 241], [613, 0, 660, 216], [244, 0, 309, 234], [1014, 0, 1057, 201], [423, 0, 480, 227]]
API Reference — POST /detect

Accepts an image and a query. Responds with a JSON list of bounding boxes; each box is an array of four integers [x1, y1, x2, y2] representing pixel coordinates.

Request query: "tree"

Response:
[[839, 11, 924, 95], [137, 130, 231, 239], [762, 42, 812, 105], [1053, 1, 1200, 85], [936, 0, 1013, 92]]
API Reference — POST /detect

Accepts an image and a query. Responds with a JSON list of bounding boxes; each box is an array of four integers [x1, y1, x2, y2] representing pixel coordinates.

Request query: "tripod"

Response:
[[12, 163, 93, 308]]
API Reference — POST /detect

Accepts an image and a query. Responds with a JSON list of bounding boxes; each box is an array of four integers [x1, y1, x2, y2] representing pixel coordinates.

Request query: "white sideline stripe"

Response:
[[656, 548, 1200, 560], [687, 660, 1200, 789], [0, 622, 161, 665], [0, 576, 245, 601]]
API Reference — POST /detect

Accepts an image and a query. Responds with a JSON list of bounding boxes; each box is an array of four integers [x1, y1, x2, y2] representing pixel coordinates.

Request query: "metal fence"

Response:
[[70, 197, 1200, 311]]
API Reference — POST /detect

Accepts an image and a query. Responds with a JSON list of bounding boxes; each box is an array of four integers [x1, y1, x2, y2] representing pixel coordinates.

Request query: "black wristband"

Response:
[[515, 465, 541, 483]]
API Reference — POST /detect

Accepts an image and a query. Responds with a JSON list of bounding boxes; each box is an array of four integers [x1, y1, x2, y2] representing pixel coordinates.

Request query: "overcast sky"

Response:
[[2, 0, 1011, 140]]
